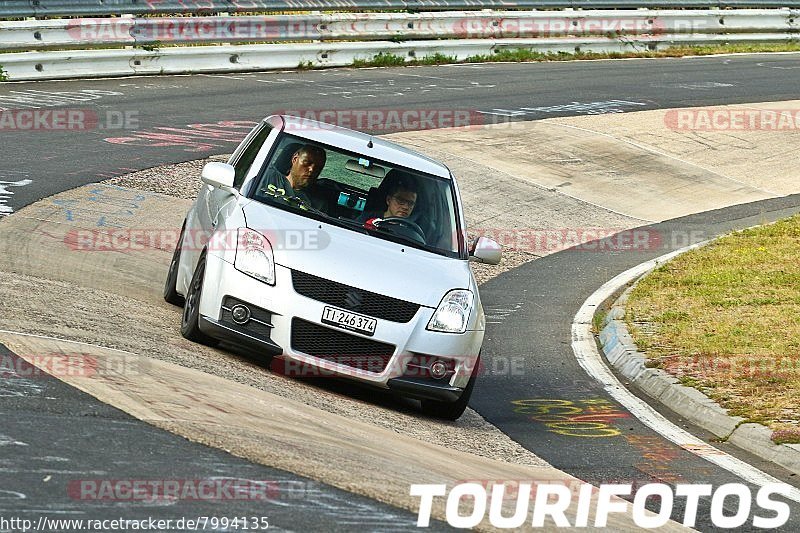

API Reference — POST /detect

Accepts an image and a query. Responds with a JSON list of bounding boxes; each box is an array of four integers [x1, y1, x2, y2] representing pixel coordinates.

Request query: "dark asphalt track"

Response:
[[2, 54, 800, 214], [2, 54, 800, 530]]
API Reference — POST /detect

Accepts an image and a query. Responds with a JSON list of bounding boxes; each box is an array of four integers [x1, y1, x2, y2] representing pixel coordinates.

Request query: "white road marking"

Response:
[[0, 178, 32, 217], [651, 81, 735, 90], [479, 100, 648, 118], [0, 329, 137, 355], [756, 61, 800, 70], [0, 89, 123, 110], [572, 244, 800, 503], [199, 74, 250, 80], [0, 434, 28, 447]]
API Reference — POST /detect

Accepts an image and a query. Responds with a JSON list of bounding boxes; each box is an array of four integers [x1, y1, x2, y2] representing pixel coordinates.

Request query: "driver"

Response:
[[384, 181, 417, 219], [359, 177, 418, 223], [263, 144, 327, 209]]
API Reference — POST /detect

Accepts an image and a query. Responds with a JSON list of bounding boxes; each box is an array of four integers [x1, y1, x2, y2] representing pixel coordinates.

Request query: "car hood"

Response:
[[243, 202, 470, 307]]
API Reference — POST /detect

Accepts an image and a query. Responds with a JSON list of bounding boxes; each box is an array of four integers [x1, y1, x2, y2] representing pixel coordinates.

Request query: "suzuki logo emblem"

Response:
[[344, 289, 364, 309]]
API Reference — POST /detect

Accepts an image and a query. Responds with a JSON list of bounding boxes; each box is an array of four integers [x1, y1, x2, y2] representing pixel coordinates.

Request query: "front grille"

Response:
[[291, 318, 395, 373], [291, 270, 420, 323]]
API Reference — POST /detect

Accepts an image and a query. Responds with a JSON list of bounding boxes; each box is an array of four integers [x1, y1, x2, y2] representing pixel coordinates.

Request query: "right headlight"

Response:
[[427, 289, 474, 334], [235, 228, 275, 285]]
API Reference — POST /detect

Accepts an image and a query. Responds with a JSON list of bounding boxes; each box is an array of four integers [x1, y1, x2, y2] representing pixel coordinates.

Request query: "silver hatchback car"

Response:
[[164, 115, 501, 420]]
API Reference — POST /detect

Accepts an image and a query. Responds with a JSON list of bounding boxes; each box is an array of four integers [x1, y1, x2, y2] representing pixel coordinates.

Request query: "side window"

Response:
[[233, 124, 272, 189]]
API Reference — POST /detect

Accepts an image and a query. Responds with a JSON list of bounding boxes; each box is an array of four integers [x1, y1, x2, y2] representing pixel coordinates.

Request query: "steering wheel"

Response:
[[375, 217, 426, 244]]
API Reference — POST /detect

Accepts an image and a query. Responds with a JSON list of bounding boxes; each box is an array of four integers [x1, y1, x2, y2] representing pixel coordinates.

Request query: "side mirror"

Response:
[[201, 162, 235, 190], [470, 236, 501, 265]]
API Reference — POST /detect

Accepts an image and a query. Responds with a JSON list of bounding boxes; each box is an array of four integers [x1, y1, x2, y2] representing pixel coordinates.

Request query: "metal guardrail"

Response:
[[0, 7, 797, 80], [1, 31, 796, 80], [1, 9, 797, 50], [1, 0, 800, 18]]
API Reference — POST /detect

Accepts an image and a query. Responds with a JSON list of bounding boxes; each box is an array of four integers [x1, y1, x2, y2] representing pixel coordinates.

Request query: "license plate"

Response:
[[321, 306, 377, 336]]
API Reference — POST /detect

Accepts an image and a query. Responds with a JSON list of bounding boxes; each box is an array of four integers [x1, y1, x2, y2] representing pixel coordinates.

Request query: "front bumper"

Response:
[[199, 316, 282, 355], [386, 377, 463, 402], [198, 253, 483, 392]]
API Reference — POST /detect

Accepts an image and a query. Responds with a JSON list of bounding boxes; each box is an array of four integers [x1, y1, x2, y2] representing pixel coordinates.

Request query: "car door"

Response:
[[180, 122, 274, 291]]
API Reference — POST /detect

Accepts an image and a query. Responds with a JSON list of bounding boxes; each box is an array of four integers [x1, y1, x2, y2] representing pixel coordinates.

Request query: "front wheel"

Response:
[[420, 355, 479, 421], [180, 252, 217, 346]]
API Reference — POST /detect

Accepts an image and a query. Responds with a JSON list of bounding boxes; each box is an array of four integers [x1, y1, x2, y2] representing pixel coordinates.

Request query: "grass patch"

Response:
[[352, 52, 407, 68], [0, 65, 7, 82], [592, 308, 607, 335], [625, 215, 800, 442], [772, 428, 800, 445], [138, 41, 162, 52], [344, 42, 800, 70], [352, 52, 458, 68]]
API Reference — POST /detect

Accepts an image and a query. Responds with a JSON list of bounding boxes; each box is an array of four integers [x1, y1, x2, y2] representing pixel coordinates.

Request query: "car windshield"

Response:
[[251, 134, 462, 257]]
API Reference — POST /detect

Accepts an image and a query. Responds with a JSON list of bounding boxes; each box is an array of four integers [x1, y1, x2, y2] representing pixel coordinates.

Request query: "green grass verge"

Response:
[[772, 428, 800, 445], [346, 42, 800, 69], [625, 215, 800, 443], [592, 308, 608, 335]]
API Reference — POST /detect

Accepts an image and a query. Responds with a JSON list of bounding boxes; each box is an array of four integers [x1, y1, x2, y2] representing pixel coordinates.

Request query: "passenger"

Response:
[[263, 144, 326, 208]]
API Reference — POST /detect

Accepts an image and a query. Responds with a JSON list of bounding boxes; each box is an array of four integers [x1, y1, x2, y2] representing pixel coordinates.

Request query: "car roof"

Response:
[[270, 115, 452, 179]]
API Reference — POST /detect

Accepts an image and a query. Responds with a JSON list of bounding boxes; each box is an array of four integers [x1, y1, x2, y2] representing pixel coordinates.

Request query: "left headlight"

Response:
[[427, 289, 474, 334], [235, 228, 275, 286]]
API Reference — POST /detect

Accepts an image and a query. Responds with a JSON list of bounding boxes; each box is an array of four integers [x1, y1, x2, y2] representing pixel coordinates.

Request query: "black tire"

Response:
[[420, 355, 480, 421], [163, 222, 186, 306], [180, 252, 217, 346]]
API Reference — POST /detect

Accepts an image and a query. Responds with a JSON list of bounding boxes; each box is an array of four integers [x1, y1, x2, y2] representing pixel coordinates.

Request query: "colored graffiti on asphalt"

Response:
[[104, 121, 257, 152], [511, 398, 631, 438], [52, 185, 148, 228]]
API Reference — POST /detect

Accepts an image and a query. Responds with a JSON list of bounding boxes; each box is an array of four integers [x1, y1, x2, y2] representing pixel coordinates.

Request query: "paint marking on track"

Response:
[[0, 177, 32, 217], [0, 329, 137, 356], [572, 243, 800, 504]]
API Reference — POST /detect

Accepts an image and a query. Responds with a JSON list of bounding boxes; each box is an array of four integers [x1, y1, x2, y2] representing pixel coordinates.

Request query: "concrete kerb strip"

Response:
[[574, 247, 800, 504], [596, 242, 800, 478], [0, 330, 690, 532]]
